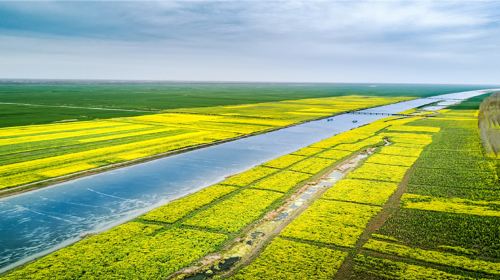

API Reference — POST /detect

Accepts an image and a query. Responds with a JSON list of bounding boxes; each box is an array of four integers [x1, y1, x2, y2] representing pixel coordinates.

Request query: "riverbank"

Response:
[[0, 95, 410, 197]]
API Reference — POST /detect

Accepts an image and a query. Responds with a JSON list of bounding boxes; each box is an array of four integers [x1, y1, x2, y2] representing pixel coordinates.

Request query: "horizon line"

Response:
[[0, 78, 498, 87]]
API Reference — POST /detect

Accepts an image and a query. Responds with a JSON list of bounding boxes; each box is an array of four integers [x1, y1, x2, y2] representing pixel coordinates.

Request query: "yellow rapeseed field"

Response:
[[0, 95, 408, 191]]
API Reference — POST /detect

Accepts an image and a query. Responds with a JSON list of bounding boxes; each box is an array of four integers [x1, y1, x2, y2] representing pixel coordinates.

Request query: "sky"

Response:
[[0, 0, 499, 84]]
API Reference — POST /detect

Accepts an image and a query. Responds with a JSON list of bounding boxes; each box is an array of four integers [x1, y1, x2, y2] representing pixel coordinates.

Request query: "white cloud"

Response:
[[0, 0, 499, 83]]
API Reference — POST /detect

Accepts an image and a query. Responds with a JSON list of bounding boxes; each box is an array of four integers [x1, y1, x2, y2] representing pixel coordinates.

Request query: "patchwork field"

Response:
[[7, 98, 495, 279], [0, 82, 483, 127], [351, 106, 500, 279], [0, 95, 407, 193], [1, 106, 405, 278], [0, 87, 498, 280]]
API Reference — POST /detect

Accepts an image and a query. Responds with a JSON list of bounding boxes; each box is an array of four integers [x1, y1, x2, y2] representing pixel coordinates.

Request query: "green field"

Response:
[[0, 94, 406, 193], [0, 81, 487, 127], [350, 98, 500, 279]]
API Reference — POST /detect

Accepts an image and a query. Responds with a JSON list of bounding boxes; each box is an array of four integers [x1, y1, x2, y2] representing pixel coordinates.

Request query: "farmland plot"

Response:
[[6, 99, 498, 280], [356, 106, 500, 279], [0, 95, 407, 192], [3, 108, 407, 279]]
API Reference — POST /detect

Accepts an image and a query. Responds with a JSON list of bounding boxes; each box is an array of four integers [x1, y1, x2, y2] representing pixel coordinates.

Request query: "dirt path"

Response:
[[333, 159, 414, 279], [169, 147, 379, 280]]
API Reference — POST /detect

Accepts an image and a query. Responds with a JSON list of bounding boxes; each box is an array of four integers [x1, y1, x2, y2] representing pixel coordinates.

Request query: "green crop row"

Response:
[[352, 254, 475, 279], [414, 154, 494, 170], [409, 164, 497, 189], [419, 148, 484, 160], [363, 239, 500, 276], [407, 183, 499, 201], [376, 208, 500, 259], [428, 131, 484, 150]]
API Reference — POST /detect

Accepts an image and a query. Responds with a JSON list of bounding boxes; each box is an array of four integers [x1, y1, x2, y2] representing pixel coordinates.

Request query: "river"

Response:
[[0, 89, 494, 272]]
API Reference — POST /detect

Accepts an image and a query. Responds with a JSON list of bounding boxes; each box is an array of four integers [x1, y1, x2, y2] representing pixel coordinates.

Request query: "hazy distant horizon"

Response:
[[0, 78, 498, 87]]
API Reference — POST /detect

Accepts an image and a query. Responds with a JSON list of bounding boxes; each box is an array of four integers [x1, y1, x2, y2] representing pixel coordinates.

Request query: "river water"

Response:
[[0, 89, 494, 272]]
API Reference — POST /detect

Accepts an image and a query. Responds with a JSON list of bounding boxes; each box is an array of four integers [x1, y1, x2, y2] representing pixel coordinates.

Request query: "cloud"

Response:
[[0, 0, 499, 84]]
